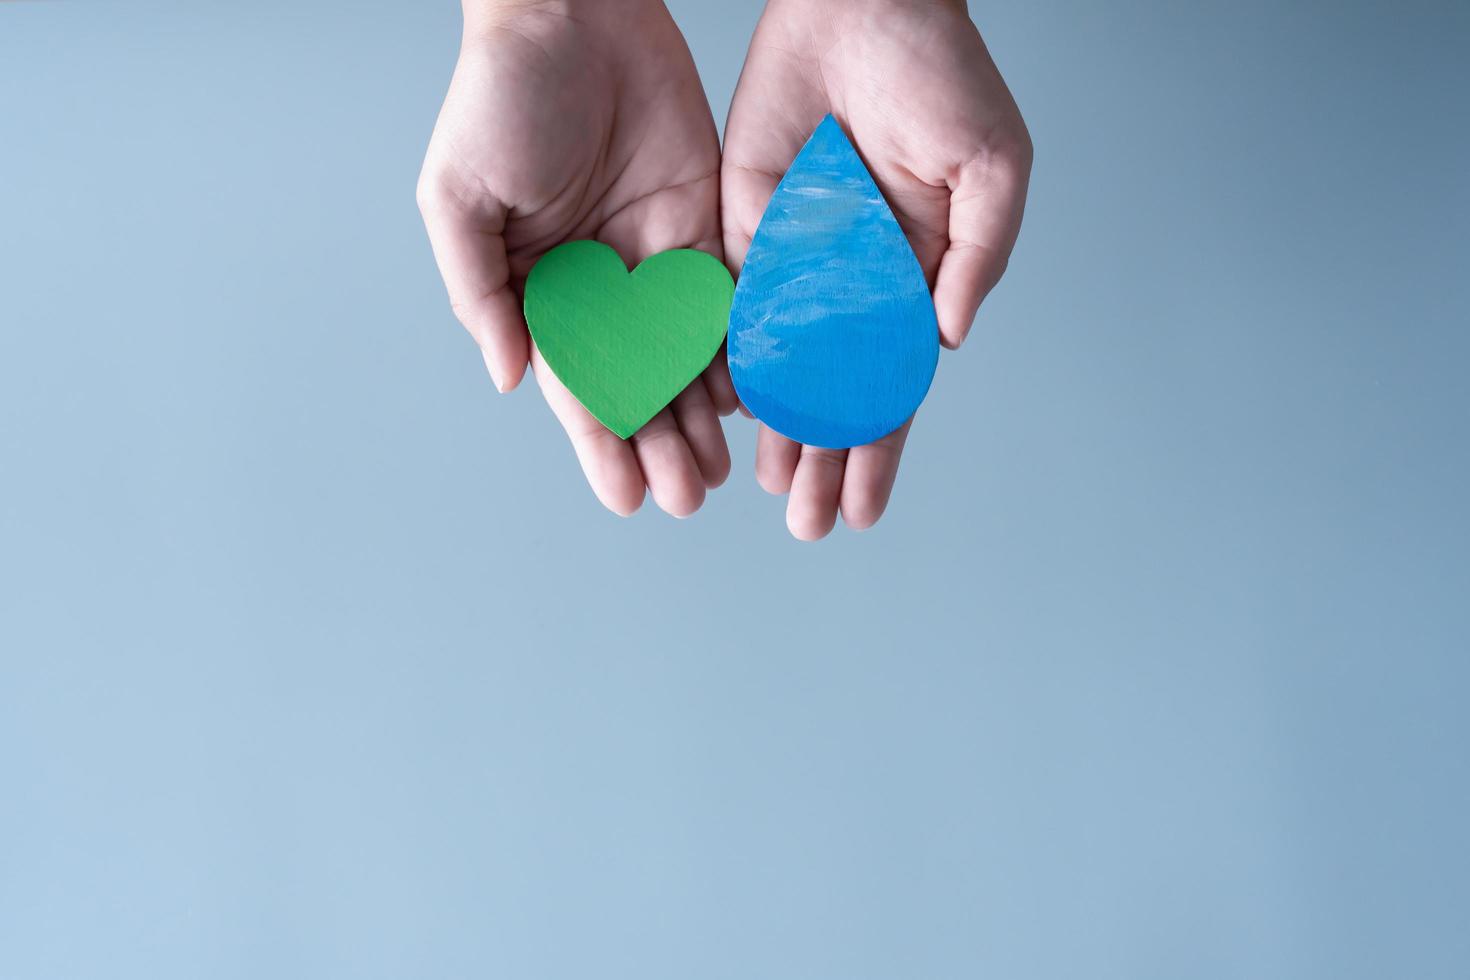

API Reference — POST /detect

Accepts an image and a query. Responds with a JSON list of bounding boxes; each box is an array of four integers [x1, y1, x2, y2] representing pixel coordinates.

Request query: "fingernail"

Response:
[[481, 350, 506, 392]]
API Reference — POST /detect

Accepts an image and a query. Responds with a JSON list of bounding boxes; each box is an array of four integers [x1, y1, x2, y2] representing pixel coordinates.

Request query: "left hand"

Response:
[[417, 0, 736, 519], [722, 0, 1032, 539]]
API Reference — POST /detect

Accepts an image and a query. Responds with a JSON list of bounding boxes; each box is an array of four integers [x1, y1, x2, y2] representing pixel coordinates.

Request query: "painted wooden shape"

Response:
[[727, 115, 940, 450], [524, 241, 733, 439]]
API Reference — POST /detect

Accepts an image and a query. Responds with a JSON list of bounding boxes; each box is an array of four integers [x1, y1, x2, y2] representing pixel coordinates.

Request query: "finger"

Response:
[[932, 141, 1033, 349], [417, 175, 530, 391], [720, 162, 783, 275], [630, 409, 707, 518], [671, 381, 731, 490], [701, 347, 739, 417], [754, 424, 801, 495], [840, 420, 913, 531], [786, 445, 848, 542], [529, 346, 645, 517]]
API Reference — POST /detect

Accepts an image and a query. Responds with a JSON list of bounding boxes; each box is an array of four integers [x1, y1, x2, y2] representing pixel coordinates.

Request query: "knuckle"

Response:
[[415, 168, 458, 218], [631, 418, 681, 450], [448, 297, 479, 326], [415, 178, 439, 217], [999, 126, 1034, 176], [800, 447, 848, 471]]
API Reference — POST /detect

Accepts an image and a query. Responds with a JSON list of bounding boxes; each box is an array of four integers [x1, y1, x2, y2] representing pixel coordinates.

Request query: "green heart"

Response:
[[523, 241, 733, 439]]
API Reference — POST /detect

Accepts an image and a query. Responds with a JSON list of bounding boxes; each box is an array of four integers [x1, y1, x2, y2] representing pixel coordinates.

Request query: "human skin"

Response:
[[417, 0, 736, 519], [723, 0, 1032, 539], [420, 0, 1031, 536]]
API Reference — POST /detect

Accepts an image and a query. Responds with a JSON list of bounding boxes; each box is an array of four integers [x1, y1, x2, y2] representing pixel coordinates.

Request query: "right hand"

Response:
[[721, 0, 1033, 539]]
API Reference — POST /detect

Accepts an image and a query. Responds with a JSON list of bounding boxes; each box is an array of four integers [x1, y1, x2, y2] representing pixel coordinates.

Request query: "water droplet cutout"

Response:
[[728, 115, 939, 449]]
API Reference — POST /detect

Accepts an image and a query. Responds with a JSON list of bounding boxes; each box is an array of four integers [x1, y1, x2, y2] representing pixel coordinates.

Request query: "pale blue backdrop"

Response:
[[2, 1, 1467, 978]]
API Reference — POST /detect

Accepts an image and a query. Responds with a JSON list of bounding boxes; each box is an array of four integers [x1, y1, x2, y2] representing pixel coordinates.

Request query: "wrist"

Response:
[[463, 0, 665, 31], [764, 0, 967, 20]]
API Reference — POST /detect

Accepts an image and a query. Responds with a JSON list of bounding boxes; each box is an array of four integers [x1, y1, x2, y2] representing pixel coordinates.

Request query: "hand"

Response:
[[722, 0, 1032, 539], [418, 0, 738, 518]]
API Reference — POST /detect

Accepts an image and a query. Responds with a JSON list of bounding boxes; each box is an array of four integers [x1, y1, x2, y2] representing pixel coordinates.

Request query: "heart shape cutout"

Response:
[[524, 241, 733, 439]]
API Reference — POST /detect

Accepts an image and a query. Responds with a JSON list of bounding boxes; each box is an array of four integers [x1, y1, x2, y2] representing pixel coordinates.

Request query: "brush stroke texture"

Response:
[[728, 115, 939, 449]]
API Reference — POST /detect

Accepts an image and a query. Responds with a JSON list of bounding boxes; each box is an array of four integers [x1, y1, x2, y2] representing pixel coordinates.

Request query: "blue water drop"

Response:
[[728, 115, 940, 450]]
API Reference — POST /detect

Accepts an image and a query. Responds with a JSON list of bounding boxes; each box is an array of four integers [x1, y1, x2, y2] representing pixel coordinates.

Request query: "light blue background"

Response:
[[2, 1, 1467, 978]]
